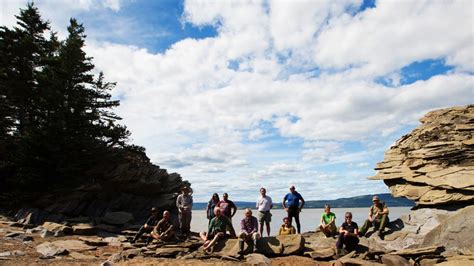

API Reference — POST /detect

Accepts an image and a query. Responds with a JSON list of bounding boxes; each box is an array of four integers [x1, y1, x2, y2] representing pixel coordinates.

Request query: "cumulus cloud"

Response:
[[3, 0, 472, 201]]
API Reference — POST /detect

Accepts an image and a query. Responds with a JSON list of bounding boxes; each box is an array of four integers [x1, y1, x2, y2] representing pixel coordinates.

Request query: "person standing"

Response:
[[238, 208, 260, 254], [131, 207, 159, 243], [256, 187, 273, 236], [282, 185, 305, 234], [319, 204, 337, 237], [217, 192, 237, 221], [176, 186, 193, 238], [336, 212, 359, 255], [359, 195, 389, 237], [206, 193, 220, 224]]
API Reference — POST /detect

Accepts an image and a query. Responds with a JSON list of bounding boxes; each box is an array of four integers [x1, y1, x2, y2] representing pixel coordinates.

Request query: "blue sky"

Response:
[[2, 0, 473, 202]]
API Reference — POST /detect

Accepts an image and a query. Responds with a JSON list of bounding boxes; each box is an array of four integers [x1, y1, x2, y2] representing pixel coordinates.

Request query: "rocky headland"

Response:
[[0, 105, 473, 265]]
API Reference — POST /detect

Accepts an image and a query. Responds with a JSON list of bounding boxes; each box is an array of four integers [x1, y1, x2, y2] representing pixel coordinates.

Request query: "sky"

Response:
[[1, 0, 473, 202]]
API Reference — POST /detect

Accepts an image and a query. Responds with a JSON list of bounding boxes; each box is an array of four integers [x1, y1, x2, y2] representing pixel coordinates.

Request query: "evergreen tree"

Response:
[[0, 3, 136, 191]]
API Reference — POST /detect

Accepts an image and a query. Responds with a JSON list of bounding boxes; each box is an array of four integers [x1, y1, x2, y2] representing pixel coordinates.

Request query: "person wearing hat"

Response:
[[131, 207, 159, 243], [359, 195, 389, 237], [176, 186, 193, 238]]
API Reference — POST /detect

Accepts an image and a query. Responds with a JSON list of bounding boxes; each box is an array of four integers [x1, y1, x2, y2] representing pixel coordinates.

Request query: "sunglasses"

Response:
[[345, 216, 352, 219]]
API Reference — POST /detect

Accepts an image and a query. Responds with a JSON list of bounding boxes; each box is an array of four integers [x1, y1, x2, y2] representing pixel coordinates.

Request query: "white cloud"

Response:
[[314, 0, 474, 76], [3, 0, 472, 201]]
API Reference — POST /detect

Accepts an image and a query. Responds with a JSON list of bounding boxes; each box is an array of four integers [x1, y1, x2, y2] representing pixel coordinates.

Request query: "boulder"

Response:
[[101, 212, 134, 225], [50, 240, 96, 252], [78, 236, 108, 246], [335, 257, 383, 266], [369, 105, 474, 206], [36, 242, 68, 257], [245, 253, 271, 265], [391, 246, 444, 257], [72, 223, 96, 235], [381, 254, 410, 266], [306, 247, 335, 260], [42, 222, 73, 235], [422, 205, 474, 251]]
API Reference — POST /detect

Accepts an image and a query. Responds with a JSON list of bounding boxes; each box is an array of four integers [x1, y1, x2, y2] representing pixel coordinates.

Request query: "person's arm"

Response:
[[240, 219, 246, 233], [250, 217, 258, 234], [176, 195, 182, 210], [320, 215, 325, 226], [290, 226, 296, 234], [339, 225, 345, 234], [206, 202, 211, 219], [380, 205, 389, 216], [329, 215, 335, 225], [368, 207, 373, 222], [278, 226, 283, 235], [299, 195, 305, 211], [269, 197, 273, 209], [162, 224, 174, 236], [231, 201, 237, 217], [206, 219, 214, 240], [282, 195, 287, 210]]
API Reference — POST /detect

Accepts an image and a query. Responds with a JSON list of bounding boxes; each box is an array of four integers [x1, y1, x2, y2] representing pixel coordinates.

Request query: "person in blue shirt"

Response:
[[282, 185, 305, 234]]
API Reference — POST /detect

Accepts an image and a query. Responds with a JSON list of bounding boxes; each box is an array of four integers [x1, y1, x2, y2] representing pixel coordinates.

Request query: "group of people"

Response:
[[319, 195, 390, 254], [132, 185, 390, 256]]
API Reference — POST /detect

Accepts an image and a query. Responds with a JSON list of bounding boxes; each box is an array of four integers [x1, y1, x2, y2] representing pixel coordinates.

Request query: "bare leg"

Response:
[[259, 222, 264, 236], [199, 232, 208, 241], [265, 221, 271, 236], [204, 232, 224, 251]]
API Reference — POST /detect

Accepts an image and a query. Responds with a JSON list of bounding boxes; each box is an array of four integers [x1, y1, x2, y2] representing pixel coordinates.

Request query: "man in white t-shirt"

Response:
[[256, 187, 273, 236]]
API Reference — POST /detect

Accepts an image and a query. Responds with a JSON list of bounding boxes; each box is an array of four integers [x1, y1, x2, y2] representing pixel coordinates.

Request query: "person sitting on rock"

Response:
[[319, 204, 337, 237], [199, 207, 236, 252], [336, 212, 359, 255], [238, 208, 261, 255], [131, 207, 159, 243], [359, 195, 389, 238], [278, 217, 296, 235], [151, 210, 175, 242]]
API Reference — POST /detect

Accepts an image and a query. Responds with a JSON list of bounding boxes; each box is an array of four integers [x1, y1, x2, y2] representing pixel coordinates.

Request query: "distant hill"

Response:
[[193, 193, 414, 210]]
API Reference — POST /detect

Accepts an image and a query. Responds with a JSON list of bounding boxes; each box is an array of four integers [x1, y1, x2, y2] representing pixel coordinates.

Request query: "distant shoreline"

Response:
[[193, 193, 414, 209]]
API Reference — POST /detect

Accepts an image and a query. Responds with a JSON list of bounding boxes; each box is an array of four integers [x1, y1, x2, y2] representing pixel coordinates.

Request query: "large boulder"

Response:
[[422, 205, 474, 252], [369, 105, 474, 206]]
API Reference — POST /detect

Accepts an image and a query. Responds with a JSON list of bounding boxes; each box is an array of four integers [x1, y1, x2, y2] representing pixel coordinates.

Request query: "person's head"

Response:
[[260, 187, 266, 196], [372, 195, 380, 205], [324, 204, 331, 214], [289, 185, 296, 193], [182, 186, 190, 195], [163, 210, 170, 220], [150, 207, 158, 216], [283, 217, 290, 225], [244, 208, 252, 217], [212, 193, 219, 201], [345, 212, 353, 222], [223, 193, 229, 200], [214, 207, 222, 217]]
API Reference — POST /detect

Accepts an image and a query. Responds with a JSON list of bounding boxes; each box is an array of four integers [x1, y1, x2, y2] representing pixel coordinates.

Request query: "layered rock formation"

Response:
[[10, 152, 190, 224], [370, 105, 474, 206]]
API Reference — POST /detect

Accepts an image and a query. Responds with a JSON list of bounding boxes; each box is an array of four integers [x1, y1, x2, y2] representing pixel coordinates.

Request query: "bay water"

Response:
[[190, 207, 411, 236]]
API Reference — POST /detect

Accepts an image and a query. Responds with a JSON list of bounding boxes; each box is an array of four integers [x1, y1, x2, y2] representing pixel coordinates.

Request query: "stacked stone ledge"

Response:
[[369, 105, 474, 206]]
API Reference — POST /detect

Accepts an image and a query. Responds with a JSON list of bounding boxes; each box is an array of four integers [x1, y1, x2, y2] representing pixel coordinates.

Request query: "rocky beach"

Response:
[[0, 105, 473, 265]]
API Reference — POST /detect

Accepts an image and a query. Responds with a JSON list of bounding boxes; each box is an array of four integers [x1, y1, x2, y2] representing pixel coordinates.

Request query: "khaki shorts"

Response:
[[257, 211, 272, 223]]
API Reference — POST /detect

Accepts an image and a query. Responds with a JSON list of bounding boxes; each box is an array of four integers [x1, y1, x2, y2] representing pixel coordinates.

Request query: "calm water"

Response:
[[190, 207, 411, 236]]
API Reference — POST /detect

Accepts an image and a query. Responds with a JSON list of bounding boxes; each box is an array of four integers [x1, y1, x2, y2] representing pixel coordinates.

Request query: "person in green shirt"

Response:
[[199, 207, 236, 251], [319, 204, 337, 237]]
